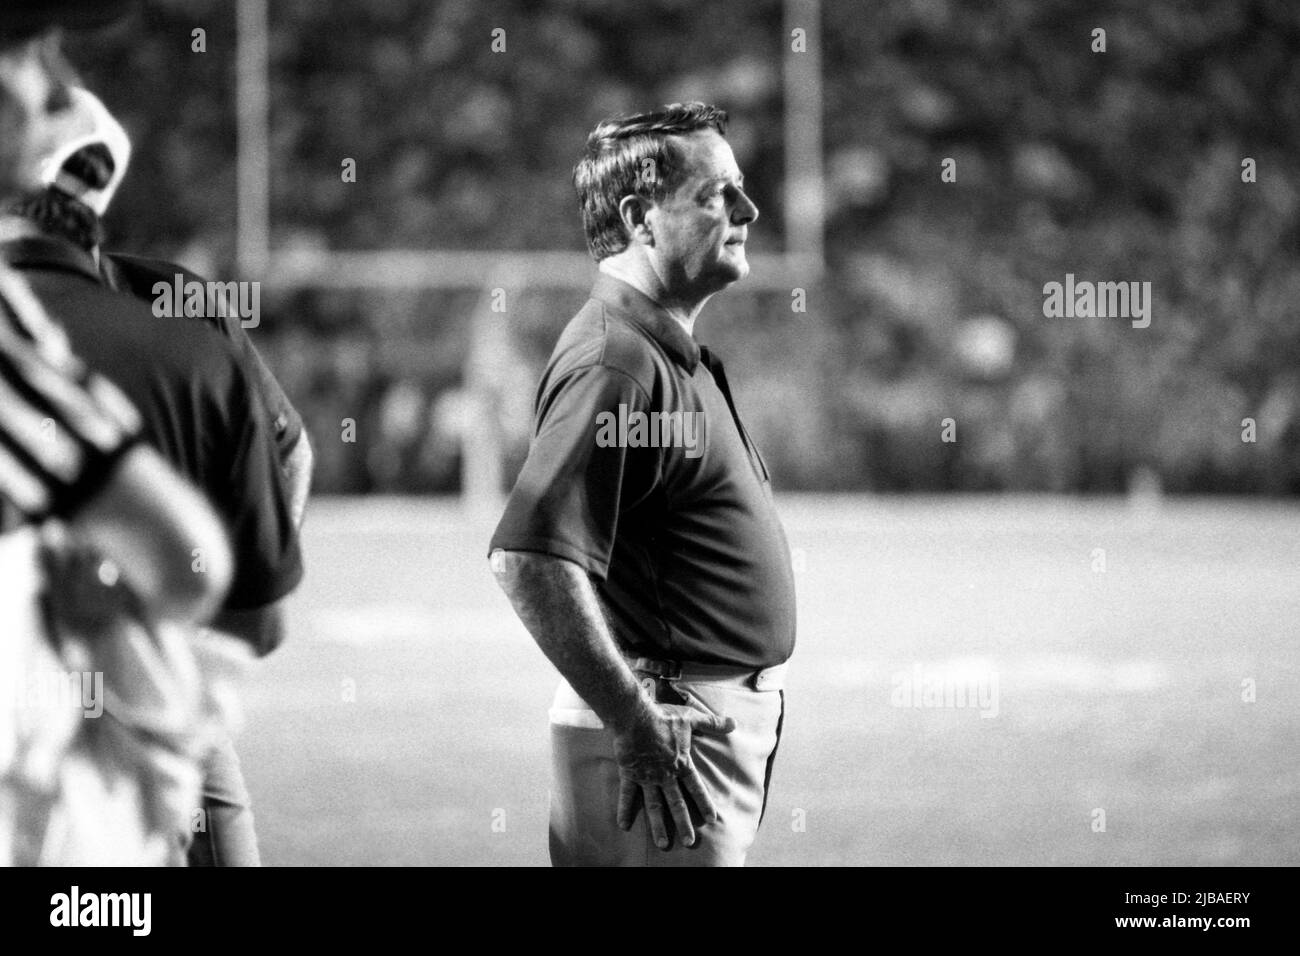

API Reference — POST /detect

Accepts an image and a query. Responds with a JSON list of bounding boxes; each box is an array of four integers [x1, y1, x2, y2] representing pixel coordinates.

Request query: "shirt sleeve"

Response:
[[489, 363, 661, 580], [222, 322, 305, 459], [209, 357, 304, 610]]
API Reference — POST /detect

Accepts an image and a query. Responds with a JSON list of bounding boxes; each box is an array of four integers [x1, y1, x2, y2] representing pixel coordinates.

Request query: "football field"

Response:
[[237, 496, 1300, 866]]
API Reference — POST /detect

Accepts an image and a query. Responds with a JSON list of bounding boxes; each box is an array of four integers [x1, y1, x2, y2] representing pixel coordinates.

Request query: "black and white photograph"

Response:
[[0, 0, 1294, 921]]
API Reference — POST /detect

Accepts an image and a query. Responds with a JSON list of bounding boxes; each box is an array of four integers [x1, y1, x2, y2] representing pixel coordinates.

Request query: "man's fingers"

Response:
[[642, 784, 671, 850], [616, 777, 640, 831], [661, 777, 696, 848], [688, 711, 736, 736], [679, 764, 720, 827]]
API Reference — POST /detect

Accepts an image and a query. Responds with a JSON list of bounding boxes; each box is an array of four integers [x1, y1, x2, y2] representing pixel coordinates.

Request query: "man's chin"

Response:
[[721, 251, 749, 282], [688, 257, 748, 298]]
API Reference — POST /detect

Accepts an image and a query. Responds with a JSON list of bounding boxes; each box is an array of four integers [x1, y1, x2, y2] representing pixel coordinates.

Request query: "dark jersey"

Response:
[[99, 252, 304, 460], [490, 274, 797, 669], [0, 233, 302, 611]]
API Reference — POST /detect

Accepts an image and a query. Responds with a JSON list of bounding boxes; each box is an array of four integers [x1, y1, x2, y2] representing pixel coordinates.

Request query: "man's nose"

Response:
[[734, 188, 759, 225]]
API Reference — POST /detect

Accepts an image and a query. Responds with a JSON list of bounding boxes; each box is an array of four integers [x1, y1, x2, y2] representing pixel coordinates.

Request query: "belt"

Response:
[[627, 656, 788, 692]]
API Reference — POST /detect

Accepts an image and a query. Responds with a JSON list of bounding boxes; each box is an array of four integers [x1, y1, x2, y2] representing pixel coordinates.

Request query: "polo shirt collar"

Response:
[[0, 221, 101, 286], [591, 273, 701, 373]]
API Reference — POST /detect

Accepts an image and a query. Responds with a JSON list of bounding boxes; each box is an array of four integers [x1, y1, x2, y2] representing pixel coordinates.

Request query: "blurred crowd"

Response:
[[72, 0, 1300, 494]]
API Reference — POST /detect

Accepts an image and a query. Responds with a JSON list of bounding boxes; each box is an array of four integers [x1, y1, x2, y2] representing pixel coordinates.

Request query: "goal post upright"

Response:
[[235, 0, 270, 280], [783, 0, 826, 279]]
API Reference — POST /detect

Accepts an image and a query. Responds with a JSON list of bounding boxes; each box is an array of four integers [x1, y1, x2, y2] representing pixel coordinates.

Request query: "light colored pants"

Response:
[[185, 735, 261, 867], [548, 662, 786, 867]]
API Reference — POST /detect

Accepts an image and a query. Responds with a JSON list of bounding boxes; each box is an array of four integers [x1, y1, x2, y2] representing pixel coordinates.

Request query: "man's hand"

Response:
[[491, 550, 738, 850], [613, 702, 735, 850]]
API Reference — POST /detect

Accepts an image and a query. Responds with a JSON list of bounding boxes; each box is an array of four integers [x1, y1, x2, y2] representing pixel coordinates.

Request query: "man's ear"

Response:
[[617, 194, 654, 247]]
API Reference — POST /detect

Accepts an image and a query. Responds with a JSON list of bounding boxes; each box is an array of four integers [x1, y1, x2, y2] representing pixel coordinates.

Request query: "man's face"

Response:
[[644, 129, 759, 301], [0, 32, 76, 197]]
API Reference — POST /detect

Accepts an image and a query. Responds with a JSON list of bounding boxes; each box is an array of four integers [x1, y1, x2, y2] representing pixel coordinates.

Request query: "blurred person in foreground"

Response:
[[490, 103, 796, 866], [1, 15, 304, 865], [9, 84, 314, 527], [10, 84, 314, 865], [0, 0, 238, 865]]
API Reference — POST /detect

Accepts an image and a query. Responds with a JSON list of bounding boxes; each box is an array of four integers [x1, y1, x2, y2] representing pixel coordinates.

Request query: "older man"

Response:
[[490, 102, 796, 867]]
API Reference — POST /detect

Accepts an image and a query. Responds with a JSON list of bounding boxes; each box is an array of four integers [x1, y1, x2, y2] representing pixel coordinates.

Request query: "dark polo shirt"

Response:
[[0, 232, 302, 612], [99, 252, 305, 462], [491, 273, 796, 669]]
